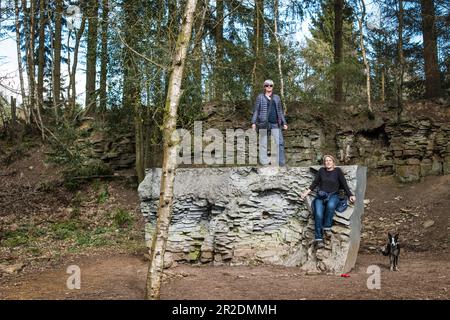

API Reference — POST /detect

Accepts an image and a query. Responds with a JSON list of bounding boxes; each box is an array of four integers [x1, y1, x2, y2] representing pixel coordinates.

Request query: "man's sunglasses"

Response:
[[264, 84, 273, 87]]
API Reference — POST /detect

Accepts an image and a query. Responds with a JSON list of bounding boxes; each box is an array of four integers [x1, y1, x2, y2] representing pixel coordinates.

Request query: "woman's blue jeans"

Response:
[[312, 193, 339, 240]]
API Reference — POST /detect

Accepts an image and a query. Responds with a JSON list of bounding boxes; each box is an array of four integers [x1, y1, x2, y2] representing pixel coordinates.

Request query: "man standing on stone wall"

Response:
[[251, 79, 288, 166]]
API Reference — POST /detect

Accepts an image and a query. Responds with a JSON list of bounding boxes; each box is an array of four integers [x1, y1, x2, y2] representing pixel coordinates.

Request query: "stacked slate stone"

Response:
[[73, 118, 136, 171], [138, 166, 367, 274], [386, 119, 450, 182], [284, 128, 324, 166], [324, 118, 450, 182], [90, 132, 135, 170]]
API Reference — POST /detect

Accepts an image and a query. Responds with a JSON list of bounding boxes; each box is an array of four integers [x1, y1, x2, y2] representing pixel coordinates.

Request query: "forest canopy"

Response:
[[0, 0, 448, 179]]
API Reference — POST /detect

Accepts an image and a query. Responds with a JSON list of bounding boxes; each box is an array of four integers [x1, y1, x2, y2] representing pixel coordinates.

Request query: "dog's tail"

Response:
[[381, 243, 390, 256]]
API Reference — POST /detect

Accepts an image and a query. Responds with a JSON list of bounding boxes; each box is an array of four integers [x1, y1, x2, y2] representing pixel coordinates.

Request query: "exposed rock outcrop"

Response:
[[138, 165, 367, 274], [202, 100, 450, 182]]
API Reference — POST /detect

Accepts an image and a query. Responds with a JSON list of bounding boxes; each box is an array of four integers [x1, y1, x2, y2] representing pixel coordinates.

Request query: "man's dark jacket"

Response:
[[251, 93, 287, 128]]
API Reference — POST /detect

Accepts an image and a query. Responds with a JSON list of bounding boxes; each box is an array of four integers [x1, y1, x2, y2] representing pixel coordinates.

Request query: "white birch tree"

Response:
[[145, 0, 198, 300]]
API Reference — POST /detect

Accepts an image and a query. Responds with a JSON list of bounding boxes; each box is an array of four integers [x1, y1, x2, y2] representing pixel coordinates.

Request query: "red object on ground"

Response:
[[340, 273, 350, 277]]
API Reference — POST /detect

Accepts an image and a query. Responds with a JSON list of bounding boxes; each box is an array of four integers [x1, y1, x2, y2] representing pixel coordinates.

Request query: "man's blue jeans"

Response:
[[258, 123, 285, 166], [312, 192, 339, 240]]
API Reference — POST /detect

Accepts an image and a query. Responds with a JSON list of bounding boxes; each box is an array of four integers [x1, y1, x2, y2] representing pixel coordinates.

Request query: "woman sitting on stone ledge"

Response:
[[300, 155, 356, 249]]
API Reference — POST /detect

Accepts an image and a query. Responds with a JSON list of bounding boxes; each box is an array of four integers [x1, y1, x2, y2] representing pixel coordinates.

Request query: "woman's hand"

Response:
[[300, 190, 310, 201], [349, 196, 356, 203]]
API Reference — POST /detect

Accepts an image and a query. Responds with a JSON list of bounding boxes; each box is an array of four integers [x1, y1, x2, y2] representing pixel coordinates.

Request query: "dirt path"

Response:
[[1, 144, 449, 300], [1, 251, 448, 300], [361, 175, 450, 253]]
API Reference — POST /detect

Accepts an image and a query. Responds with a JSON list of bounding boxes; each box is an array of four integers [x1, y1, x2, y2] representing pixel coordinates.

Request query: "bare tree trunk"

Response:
[[53, 0, 63, 120], [397, 0, 404, 117], [85, 0, 99, 113], [274, 0, 285, 112], [10, 96, 17, 141], [122, 1, 139, 112], [66, 29, 71, 112], [99, 0, 109, 114], [37, 0, 46, 111], [252, 0, 264, 100], [161, 0, 180, 101], [134, 91, 144, 183], [192, 1, 207, 97], [0, 98, 7, 132], [381, 67, 385, 103], [168, 0, 180, 49], [214, 0, 224, 101], [357, 0, 372, 113], [32, 2, 45, 139], [15, 0, 28, 123], [420, 0, 442, 98], [69, 16, 86, 119], [334, 0, 344, 103], [144, 83, 151, 169], [122, 0, 144, 182], [304, 66, 310, 92], [24, 0, 44, 139], [145, 0, 198, 300], [23, 0, 35, 115]]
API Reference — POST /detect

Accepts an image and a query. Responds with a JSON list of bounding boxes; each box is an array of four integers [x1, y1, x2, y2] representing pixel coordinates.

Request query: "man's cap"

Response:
[[263, 79, 274, 86]]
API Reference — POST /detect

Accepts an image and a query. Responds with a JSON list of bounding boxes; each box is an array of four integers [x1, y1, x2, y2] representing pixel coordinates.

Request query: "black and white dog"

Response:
[[382, 233, 400, 271]]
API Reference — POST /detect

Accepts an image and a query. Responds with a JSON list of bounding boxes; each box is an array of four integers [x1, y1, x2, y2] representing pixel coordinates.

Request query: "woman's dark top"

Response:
[[308, 167, 354, 197]]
